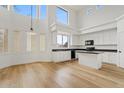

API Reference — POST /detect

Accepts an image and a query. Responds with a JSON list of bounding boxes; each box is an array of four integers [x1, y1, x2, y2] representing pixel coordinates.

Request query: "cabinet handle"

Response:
[[119, 51, 122, 53]]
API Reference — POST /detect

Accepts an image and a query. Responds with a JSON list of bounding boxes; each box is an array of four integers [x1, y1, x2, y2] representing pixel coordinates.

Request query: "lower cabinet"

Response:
[[52, 51, 71, 62], [102, 52, 117, 65]]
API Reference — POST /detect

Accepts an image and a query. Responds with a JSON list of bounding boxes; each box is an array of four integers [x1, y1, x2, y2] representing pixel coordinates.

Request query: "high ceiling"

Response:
[[66, 5, 85, 11]]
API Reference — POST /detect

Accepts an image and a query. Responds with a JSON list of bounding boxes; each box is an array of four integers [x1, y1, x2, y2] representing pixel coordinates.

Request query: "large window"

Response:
[[56, 7, 68, 25], [57, 34, 69, 47], [13, 31, 21, 52], [0, 29, 8, 53], [27, 32, 37, 52], [13, 5, 36, 18], [1, 5, 8, 8], [27, 32, 46, 52], [40, 5, 47, 19], [0, 5, 9, 10]]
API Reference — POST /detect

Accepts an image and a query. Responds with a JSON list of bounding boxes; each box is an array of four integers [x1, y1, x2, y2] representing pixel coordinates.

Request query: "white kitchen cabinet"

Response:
[[78, 52, 102, 69], [63, 51, 71, 61], [109, 53, 117, 65], [52, 51, 71, 62], [102, 52, 117, 65], [76, 52, 78, 58], [109, 30, 117, 44], [94, 32, 103, 45], [117, 31, 124, 68], [102, 52, 109, 63], [103, 31, 110, 44], [102, 30, 117, 45], [117, 16, 124, 68]]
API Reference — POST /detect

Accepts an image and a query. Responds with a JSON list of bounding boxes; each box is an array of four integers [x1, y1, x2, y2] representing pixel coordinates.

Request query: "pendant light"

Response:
[[30, 5, 33, 31]]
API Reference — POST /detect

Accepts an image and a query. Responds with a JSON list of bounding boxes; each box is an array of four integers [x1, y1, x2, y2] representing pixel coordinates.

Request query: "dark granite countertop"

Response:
[[52, 48, 117, 53]]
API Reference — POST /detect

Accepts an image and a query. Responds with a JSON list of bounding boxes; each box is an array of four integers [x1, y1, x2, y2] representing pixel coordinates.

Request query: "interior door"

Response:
[[118, 31, 124, 68]]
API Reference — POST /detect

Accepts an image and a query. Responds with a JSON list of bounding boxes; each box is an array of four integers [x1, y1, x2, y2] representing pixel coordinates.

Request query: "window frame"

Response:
[[0, 29, 8, 53], [13, 5, 37, 19], [57, 34, 69, 47], [0, 5, 10, 10], [56, 6, 69, 25]]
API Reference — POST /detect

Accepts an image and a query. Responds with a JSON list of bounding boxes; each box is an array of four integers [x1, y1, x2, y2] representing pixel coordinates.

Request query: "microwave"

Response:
[[85, 40, 94, 46]]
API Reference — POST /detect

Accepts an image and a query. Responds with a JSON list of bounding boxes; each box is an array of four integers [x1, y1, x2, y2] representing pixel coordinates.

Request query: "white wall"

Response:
[[0, 5, 78, 68], [1, 5, 123, 69], [77, 5, 124, 29], [0, 6, 52, 68]]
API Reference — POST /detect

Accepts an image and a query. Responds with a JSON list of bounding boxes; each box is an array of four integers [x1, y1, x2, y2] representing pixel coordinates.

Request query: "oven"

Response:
[[85, 40, 94, 46]]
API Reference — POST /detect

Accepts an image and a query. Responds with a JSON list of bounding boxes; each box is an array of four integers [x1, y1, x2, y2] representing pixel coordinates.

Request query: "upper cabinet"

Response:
[[102, 29, 117, 45], [79, 28, 117, 46]]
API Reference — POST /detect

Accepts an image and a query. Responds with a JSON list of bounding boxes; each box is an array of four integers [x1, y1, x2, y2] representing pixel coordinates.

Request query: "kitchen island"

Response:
[[77, 51, 103, 69], [52, 48, 117, 66]]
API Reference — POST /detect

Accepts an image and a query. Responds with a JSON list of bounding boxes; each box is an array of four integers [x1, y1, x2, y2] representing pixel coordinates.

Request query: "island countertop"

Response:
[[76, 51, 104, 54], [52, 48, 117, 53]]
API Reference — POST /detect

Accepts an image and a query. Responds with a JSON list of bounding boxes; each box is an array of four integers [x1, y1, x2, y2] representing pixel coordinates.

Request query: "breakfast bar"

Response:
[[77, 51, 103, 69]]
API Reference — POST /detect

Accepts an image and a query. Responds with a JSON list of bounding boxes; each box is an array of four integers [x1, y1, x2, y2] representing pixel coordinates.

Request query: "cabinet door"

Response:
[[102, 53, 109, 63], [118, 31, 124, 67], [109, 30, 117, 44], [52, 52, 59, 62], [76, 53, 78, 58], [103, 31, 110, 44], [60, 52, 64, 61], [109, 53, 117, 65], [95, 32, 103, 45], [63, 51, 71, 61], [52, 51, 71, 62]]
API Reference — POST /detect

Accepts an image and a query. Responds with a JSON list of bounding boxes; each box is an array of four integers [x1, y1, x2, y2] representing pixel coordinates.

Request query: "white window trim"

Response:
[[56, 34, 70, 48]]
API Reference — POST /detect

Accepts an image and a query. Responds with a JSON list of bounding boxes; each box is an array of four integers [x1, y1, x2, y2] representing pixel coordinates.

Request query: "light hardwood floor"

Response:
[[0, 61, 124, 88]]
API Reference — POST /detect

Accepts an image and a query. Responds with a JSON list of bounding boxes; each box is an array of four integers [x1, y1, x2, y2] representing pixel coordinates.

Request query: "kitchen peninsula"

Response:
[[77, 51, 103, 69]]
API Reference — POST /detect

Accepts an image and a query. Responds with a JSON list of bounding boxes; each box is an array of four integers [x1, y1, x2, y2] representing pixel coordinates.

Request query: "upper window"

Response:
[[56, 7, 68, 25], [0, 5, 9, 10], [13, 5, 36, 18], [1, 5, 8, 8], [40, 5, 47, 19]]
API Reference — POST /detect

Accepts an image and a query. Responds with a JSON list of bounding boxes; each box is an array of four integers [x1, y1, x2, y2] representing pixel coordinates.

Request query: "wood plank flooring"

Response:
[[0, 61, 124, 88]]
